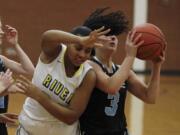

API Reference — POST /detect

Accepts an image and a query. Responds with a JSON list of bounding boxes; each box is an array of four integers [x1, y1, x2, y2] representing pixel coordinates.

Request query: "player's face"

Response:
[[0, 20, 4, 45], [100, 35, 118, 51], [67, 43, 92, 66]]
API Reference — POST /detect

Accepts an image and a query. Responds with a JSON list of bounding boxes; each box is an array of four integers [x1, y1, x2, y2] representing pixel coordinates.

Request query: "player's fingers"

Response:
[[136, 40, 144, 47], [133, 33, 142, 44], [94, 43, 103, 48], [18, 75, 30, 84], [5, 69, 12, 78], [94, 26, 105, 33], [16, 89, 26, 94], [126, 31, 131, 40], [16, 78, 29, 88], [97, 36, 110, 42], [130, 30, 136, 41], [4, 113, 18, 119], [97, 29, 110, 36], [15, 82, 27, 90], [4, 25, 14, 33], [8, 84, 25, 94], [0, 114, 16, 124]]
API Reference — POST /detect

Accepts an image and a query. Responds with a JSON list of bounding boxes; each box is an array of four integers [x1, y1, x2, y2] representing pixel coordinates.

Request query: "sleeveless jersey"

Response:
[[20, 44, 92, 135], [80, 56, 128, 135]]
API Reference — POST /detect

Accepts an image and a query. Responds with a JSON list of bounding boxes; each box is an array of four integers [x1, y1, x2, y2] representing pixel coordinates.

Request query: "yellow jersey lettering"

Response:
[[49, 79, 58, 91], [59, 88, 69, 101], [42, 74, 52, 88], [65, 93, 74, 104], [54, 82, 64, 95]]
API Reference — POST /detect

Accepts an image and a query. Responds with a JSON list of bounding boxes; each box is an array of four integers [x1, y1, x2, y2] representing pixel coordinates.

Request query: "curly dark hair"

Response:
[[83, 7, 129, 36]]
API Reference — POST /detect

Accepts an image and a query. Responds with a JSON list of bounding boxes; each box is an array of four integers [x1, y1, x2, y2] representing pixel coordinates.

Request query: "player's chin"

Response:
[[107, 46, 117, 52], [74, 60, 85, 66]]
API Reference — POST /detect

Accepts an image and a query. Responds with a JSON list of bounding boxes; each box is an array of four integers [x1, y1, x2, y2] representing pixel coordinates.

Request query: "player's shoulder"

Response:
[[86, 68, 96, 78], [87, 60, 102, 71]]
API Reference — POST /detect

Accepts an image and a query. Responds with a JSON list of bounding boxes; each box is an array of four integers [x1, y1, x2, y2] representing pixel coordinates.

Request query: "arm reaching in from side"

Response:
[[15, 70, 96, 125], [0, 25, 34, 76]]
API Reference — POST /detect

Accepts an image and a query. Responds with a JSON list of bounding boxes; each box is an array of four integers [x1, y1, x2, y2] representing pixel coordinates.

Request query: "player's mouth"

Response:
[[75, 58, 85, 65], [109, 42, 116, 47]]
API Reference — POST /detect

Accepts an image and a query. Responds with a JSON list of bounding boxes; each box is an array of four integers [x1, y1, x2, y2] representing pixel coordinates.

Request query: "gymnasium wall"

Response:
[[147, 0, 180, 74], [0, 0, 132, 65], [0, 0, 179, 73]]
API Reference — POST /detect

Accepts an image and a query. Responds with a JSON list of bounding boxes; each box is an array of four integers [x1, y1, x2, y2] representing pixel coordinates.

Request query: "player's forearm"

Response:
[[42, 30, 81, 45], [14, 43, 34, 75], [106, 56, 135, 94], [146, 64, 161, 103], [34, 91, 78, 125]]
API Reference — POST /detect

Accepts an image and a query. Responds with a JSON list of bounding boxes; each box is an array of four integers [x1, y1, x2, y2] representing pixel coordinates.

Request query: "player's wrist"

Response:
[[125, 55, 136, 59], [35, 90, 50, 103], [14, 43, 20, 47]]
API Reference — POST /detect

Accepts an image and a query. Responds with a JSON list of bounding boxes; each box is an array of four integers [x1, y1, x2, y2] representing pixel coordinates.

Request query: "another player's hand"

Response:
[[80, 26, 110, 48], [4, 25, 18, 45], [0, 113, 18, 124], [125, 30, 144, 57], [7, 84, 25, 94], [0, 69, 14, 95], [15, 75, 41, 100]]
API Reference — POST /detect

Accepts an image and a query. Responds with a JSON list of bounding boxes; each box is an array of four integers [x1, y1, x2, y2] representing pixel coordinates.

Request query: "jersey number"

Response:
[[105, 93, 120, 116]]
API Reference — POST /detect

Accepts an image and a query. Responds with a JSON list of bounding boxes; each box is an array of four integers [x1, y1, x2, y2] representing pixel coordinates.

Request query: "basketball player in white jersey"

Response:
[[15, 26, 110, 135]]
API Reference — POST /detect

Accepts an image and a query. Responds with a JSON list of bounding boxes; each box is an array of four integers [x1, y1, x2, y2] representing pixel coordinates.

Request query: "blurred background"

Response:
[[0, 0, 179, 135]]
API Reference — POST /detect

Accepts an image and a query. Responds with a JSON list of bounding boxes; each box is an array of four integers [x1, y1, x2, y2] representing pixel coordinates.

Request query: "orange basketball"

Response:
[[133, 23, 166, 60]]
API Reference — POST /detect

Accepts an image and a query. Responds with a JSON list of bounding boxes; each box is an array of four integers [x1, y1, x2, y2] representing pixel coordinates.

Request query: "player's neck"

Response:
[[64, 53, 79, 77], [95, 53, 113, 68]]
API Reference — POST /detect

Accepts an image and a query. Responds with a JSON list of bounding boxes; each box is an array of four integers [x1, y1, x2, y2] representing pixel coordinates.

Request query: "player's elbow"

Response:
[[144, 98, 156, 104], [105, 82, 125, 94], [42, 30, 56, 41], [65, 115, 79, 125], [148, 99, 156, 104], [105, 85, 120, 95], [65, 119, 76, 125], [60, 118, 76, 125]]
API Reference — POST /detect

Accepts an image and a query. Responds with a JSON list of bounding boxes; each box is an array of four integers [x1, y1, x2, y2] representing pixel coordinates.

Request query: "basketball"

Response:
[[133, 23, 166, 60]]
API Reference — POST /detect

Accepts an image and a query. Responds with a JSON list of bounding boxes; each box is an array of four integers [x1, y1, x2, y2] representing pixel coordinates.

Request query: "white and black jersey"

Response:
[[80, 56, 129, 135]]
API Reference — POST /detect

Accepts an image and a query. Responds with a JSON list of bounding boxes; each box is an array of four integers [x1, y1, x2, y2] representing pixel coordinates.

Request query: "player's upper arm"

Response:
[[41, 30, 62, 58], [68, 69, 96, 121]]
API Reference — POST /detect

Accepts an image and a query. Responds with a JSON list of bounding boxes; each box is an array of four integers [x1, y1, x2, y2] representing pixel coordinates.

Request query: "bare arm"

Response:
[[41, 27, 110, 61], [2, 25, 34, 76], [127, 52, 165, 104], [0, 113, 18, 124], [15, 70, 96, 124], [88, 57, 135, 94], [89, 31, 144, 94], [41, 30, 82, 59]]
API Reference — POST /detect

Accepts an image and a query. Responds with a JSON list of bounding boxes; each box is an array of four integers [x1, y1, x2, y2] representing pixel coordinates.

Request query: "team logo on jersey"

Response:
[[42, 74, 73, 104]]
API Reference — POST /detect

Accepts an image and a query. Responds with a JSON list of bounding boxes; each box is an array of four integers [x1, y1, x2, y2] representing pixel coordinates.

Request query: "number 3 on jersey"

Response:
[[105, 93, 120, 116]]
